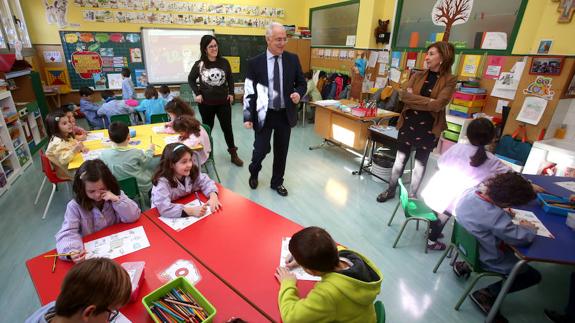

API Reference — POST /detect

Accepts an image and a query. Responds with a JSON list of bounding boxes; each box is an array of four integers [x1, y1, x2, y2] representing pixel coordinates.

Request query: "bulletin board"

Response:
[[59, 31, 146, 90]]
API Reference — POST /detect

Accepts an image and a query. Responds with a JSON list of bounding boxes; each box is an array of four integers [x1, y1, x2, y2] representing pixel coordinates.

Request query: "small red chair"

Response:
[[34, 150, 71, 219]]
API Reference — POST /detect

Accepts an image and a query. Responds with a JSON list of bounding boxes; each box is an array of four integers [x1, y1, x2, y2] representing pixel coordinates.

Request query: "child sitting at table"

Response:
[[25, 258, 132, 323], [97, 90, 135, 126], [56, 159, 141, 263], [79, 86, 104, 130], [45, 110, 88, 180], [151, 143, 220, 218], [159, 84, 175, 102], [172, 115, 211, 166], [100, 122, 156, 204], [62, 104, 88, 141], [159, 97, 196, 134], [275, 226, 382, 323], [135, 85, 167, 124], [455, 172, 541, 320]]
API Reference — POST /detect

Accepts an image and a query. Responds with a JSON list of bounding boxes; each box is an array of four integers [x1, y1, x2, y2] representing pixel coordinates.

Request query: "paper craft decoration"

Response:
[[279, 237, 320, 281], [107, 73, 123, 89], [511, 209, 554, 238], [461, 55, 481, 77], [158, 199, 213, 232], [481, 32, 507, 50], [516, 96, 548, 125], [158, 259, 201, 285], [484, 56, 505, 80], [45, 68, 71, 92], [391, 52, 402, 68], [100, 48, 114, 57], [43, 51, 62, 63], [84, 226, 151, 259], [71, 51, 103, 79], [555, 181, 575, 192], [523, 76, 555, 100], [431, 0, 473, 41]]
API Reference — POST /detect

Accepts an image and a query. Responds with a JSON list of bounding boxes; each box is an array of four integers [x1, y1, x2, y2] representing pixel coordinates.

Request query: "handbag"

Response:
[[495, 124, 532, 166]]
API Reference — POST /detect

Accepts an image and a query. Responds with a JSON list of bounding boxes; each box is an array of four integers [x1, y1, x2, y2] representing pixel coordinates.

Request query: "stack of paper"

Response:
[[313, 100, 340, 107]]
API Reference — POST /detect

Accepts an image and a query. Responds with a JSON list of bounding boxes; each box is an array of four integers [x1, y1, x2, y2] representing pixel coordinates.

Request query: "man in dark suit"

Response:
[[243, 22, 307, 197]]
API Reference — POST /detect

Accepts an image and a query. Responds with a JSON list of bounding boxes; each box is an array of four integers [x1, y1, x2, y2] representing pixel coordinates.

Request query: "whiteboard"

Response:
[[141, 28, 214, 84]]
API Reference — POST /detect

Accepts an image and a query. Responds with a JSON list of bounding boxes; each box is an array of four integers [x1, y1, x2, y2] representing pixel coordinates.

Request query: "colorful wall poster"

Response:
[[71, 51, 103, 79], [134, 69, 148, 87], [93, 73, 107, 90], [484, 56, 506, 80], [129, 48, 142, 63], [523, 76, 555, 100], [461, 54, 482, 77], [107, 73, 123, 89], [223, 56, 240, 73]]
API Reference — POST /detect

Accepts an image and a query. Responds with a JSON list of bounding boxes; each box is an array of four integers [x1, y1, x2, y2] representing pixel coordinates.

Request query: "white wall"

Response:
[[545, 98, 575, 140]]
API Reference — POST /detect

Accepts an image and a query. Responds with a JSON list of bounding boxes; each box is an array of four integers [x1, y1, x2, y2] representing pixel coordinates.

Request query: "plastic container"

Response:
[[449, 103, 482, 114], [443, 130, 459, 142], [129, 128, 136, 138], [453, 91, 487, 101], [439, 136, 457, 154], [452, 98, 485, 108], [537, 193, 572, 216], [446, 122, 462, 133], [142, 277, 216, 323], [121, 261, 145, 303]]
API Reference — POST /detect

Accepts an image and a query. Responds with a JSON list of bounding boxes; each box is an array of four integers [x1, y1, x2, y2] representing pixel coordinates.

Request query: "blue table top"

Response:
[[513, 175, 575, 265]]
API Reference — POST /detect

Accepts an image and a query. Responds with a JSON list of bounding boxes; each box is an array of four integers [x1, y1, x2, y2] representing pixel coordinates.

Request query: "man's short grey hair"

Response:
[[265, 22, 285, 38]]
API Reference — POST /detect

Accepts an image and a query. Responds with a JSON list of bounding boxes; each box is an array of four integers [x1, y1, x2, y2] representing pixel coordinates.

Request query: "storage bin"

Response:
[[443, 130, 459, 142], [537, 193, 572, 216], [142, 277, 217, 323], [439, 136, 457, 154], [446, 122, 462, 133], [453, 91, 486, 101], [449, 103, 482, 114], [453, 98, 485, 108], [449, 109, 475, 118]]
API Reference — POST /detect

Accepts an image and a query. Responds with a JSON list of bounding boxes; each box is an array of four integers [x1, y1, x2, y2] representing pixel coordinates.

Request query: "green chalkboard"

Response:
[[59, 31, 146, 90], [215, 34, 267, 81]]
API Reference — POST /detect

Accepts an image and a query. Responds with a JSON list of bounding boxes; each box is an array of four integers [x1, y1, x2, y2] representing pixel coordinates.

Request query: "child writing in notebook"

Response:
[[159, 97, 196, 134], [135, 85, 166, 124], [455, 172, 540, 321], [151, 143, 220, 218], [172, 115, 211, 166], [25, 258, 132, 323], [100, 122, 156, 203], [55, 159, 141, 263], [275, 226, 382, 323], [45, 110, 88, 180], [62, 104, 88, 141]]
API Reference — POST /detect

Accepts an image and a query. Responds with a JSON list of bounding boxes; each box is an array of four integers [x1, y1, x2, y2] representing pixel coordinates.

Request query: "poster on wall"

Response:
[[43, 51, 62, 63], [461, 55, 481, 77], [107, 73, 123, 89], [516, 96, 548, 125], [134, 69, 148, 87], [43, 0, 69, 28], [129, 48, 142, 63], [71, 51, 103, 79], [484, 56, 505, 80]]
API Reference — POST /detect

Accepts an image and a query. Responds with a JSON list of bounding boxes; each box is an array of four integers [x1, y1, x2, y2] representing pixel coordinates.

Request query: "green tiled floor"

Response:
[[1, 105, 571, 322]]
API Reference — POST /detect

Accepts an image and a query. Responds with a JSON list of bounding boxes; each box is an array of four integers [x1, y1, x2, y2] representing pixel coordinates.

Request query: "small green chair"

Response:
[[388, 178, 438, 253], [375, 300, 386, 323], [432, 220, 505, 310], [179, 83, 197, 108], [150, 113, 169, 123], [200, 124, 221, 183], [110, 114, 132, 126], [118, 177, 143, 208]]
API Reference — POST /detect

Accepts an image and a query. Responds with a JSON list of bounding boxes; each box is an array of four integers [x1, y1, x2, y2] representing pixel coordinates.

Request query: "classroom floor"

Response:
[[1, 104, 571, 323]]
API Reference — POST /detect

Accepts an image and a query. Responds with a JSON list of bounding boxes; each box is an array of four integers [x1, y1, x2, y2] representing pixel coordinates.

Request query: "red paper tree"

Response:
[[431, 0, 473, 41]]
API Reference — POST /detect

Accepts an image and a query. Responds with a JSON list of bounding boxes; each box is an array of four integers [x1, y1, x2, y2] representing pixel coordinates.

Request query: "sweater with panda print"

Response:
[[188, 57, 234, 106]]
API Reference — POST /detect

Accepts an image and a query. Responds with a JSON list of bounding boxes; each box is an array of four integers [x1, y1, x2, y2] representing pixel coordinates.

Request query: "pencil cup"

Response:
[[567, 213, 575, 230], [130, 129, 136, 137]]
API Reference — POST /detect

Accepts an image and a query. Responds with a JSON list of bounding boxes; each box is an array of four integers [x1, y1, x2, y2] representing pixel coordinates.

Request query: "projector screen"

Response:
[[141, 28, 214, 84]]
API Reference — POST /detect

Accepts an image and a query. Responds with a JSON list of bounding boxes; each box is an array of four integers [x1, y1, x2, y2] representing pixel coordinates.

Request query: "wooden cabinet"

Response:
[[284, 39, 311, 73]]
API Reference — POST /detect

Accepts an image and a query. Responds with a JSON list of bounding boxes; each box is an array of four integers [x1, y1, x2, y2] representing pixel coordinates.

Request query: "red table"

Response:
[[26, 216, 268, 323], [145, 185, 316, 322]]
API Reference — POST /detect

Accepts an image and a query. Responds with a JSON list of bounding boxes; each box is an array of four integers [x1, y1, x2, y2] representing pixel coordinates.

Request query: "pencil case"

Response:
[[121, 261, 145, 303], [537, 193, 572, 216]]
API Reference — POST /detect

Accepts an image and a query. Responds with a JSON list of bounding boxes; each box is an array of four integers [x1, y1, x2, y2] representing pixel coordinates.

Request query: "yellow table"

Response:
[[68, 123, 201, 170]]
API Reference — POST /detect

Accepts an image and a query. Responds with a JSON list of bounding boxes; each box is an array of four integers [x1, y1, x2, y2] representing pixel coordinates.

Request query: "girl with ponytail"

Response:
[[420, 118, 510, 250]]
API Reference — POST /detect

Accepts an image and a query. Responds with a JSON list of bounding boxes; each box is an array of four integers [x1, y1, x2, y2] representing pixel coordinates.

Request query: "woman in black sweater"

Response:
[[188, 35, 243, 166]]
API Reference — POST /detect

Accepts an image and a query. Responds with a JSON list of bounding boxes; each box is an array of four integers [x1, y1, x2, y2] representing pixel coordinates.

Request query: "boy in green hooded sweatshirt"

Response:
[[275, 226, 383, 323]]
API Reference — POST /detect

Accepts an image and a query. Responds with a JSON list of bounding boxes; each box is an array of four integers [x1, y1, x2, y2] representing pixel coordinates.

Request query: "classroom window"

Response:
[[0, 0, 32, 52]]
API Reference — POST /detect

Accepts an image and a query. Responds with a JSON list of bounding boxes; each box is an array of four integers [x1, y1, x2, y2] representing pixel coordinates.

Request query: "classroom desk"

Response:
[[310, 99, 399, 151], [145, 185, 316, 322], [68, 123, 202, 170], [486, 175, 575, 323], [26, 216, 268, 323]]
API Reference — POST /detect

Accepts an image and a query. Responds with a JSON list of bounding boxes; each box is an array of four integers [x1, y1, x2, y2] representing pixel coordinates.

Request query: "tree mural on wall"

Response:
[[431, 0, 473, 41]]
